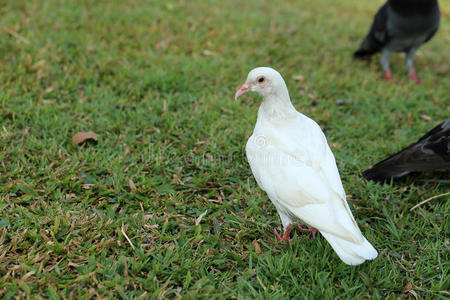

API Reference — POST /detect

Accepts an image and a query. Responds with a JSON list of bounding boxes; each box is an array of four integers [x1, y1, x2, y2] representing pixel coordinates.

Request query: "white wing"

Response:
[[247, 118, 363, 243]]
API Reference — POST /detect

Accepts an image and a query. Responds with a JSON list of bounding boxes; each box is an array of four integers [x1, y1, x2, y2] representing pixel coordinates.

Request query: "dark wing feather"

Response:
[[363, 119, 450, 181], [423, 25, 439, 44], [354, 3, 390, 58], [423, 5, 440, 44]]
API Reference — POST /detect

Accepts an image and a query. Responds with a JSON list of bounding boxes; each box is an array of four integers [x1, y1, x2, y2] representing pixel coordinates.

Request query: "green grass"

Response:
[[1, 0, 449, 298]]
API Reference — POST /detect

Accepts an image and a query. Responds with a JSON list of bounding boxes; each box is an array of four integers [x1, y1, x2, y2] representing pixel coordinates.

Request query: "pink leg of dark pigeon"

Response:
[[384, 70, 393, 82], [408, 67, 421, 84], [274, 224, 294, 242], [406, 48, 420, 84], [381, 50, 393, 82], [298, 225, 318, 238]]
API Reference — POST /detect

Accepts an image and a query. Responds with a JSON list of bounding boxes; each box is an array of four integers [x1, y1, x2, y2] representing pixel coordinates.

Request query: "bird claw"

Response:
[[408, 68, 420, 84], [384, 70, 393, 82], [274, 224, 317, 242], [297, 225, 318, 238], [408, 73, 421, 84], [274, 228, 294, 242]]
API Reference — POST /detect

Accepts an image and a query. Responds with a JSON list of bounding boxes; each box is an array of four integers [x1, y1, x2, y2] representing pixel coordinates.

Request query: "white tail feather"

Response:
[[320, 231, 378, 265]]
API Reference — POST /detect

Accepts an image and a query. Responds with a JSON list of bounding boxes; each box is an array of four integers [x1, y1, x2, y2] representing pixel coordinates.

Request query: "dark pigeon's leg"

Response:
[[380, 49, 393, 81], [406, 48, 420, 84]]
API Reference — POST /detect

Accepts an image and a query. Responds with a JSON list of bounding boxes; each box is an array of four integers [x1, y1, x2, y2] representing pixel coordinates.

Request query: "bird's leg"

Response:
[[274, 224, 294, 242], [297, 225, 318, 238], [405, 48, 420, 84], [380, 49, 393, 81]]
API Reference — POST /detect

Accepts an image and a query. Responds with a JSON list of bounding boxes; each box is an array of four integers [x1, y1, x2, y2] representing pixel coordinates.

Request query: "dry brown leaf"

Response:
[[68, 261, 81, 268], [72, 131, 99, 146], [331, 142, 342, 149], [125, 145, 131, 155], [64, 193, 76, 200], [420, 114, 432, 121], [129, 179, 137, 191], [253, 240, 262, 254], [292, 75, 305, 82], [205, 153, 214, 162], [24, 54, 32, 68], [32, 60, 46, 70], [202, 50, 217, 56], [402, 282, 412, 294], [402, 282, 418, 299], [78, 96, 88, 103]]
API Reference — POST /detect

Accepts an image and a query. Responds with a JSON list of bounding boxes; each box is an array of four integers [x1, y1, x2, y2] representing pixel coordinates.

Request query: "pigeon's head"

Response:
[[235, 67, 288, 100]]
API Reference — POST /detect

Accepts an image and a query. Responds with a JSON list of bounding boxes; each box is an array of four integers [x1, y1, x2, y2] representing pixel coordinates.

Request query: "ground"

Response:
[[0, 0, 449, 298]]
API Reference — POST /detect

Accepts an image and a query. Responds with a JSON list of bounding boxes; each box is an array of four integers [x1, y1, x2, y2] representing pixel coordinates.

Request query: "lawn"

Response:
[[0, 0, 449, 298]]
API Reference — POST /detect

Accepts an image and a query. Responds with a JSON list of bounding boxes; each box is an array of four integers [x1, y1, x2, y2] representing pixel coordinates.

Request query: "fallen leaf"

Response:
[[65, 193, 76, 199], [402, 282, 418, 300], [24, 54, 32, 68], [293, 75, 305, 82], [407, 112, 412, 126], [129, 179, 137, 191], [22, 270, 35, 280], [332, 142, 342, 149], [402, 282, 412, 294], [253, 240, 262, 254], [36, 69, 45, 79], [72, 131, 99, 146], [420, 114, 432, 121], [205, 153, 214, 162], [68, 261, 81, 268], [125, 145, 131, 155], [32, 60, 46, 70], [202, 50, 217, 56]]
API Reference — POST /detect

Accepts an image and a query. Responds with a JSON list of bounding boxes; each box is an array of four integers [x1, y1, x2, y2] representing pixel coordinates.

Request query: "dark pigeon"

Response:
[[354, 0, 440, 83], [363, 118, 450, 181]]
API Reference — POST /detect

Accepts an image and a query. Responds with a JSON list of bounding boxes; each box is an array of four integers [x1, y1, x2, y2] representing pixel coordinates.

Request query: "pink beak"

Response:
[[234, 83, 252, 100]]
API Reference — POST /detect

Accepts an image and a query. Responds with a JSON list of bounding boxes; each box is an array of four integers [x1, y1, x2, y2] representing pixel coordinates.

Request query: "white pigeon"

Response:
[[235, 67, 378, 265]]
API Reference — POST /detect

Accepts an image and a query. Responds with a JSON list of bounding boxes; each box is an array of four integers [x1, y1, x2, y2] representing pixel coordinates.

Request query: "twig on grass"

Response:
[[195, 210, 208, 226], [409, 192, 450, 211], [0, 27, 30, 44], [121, 224, 135, 250]]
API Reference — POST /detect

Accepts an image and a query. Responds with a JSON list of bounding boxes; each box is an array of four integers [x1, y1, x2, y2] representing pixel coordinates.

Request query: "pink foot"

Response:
[[274, 224, 294, 242], [408, 70, 420, 84], [297, 225, 318, 238], [384, 70, 393, 82]]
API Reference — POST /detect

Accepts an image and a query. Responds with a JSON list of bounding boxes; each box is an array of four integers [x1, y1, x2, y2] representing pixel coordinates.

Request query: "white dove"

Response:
[[235, 67, 378, 265]]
